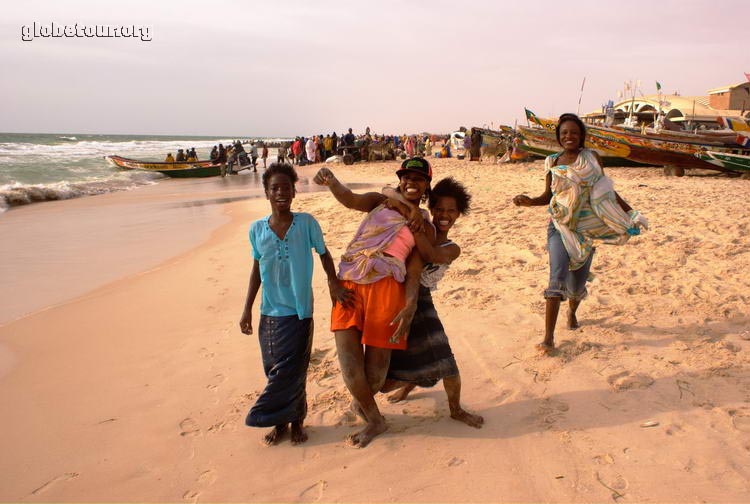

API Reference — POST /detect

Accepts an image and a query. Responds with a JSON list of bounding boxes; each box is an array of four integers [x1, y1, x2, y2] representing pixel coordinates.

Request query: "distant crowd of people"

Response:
[[161, 128, 477, 174], [164, 147, 198, 163]]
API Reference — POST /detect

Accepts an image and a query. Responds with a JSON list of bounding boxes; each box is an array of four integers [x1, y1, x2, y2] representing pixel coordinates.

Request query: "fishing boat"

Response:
[[516, 125, 649, 167], [695, 151, 750, 172], [106, 156, 222, 178], [521, 109, 750, 173], [585, 126, 750, 173]]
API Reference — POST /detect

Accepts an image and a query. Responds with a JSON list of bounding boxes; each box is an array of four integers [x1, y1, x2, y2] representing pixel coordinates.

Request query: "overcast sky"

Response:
[[1, 0, 748, 136]]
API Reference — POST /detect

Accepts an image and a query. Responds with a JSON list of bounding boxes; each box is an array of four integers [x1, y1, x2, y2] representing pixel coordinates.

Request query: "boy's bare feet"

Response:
[[263, 424, 288, 445], [346, 419, 387, 448], [387, 383, 416, 403], [536, 342, 556, 356], [450, 407, 484, 428], [567, 309, 580, 329], [290, 420, 308, 445]]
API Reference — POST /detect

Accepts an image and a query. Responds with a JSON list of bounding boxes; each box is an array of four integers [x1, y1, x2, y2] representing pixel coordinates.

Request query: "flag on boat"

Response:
[[718, 116, 750, 131], [745, 72, 750, 82], [524, 108, 542, 126], [656, 81, 662, 91]]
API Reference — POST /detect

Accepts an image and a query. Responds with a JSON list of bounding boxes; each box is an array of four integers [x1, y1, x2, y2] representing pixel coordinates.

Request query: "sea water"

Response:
[[0, 133, 287, 212]]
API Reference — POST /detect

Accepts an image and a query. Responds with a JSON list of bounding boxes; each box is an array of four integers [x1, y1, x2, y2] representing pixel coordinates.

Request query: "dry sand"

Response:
[[1, 158, 750, 502]]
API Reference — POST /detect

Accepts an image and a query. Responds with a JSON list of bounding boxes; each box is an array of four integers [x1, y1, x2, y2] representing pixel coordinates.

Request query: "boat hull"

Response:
[[696, 151, 750, 172], [516, 126, 650, 167], [106, 156, 222, 177]]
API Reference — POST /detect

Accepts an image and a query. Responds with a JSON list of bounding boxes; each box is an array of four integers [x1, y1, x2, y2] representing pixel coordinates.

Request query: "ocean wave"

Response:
[[0, 172, 163, 213], [0, 138, 236, 164]]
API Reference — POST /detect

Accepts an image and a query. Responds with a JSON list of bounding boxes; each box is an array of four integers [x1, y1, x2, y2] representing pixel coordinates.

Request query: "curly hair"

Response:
[[262, 162, 298, 191], [428, 177, 472, 215], [555, 113, 587, 149]]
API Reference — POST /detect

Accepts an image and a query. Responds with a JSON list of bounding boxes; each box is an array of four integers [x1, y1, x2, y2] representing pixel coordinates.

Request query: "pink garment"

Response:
[[338, 204, 409, 284], [383, 225, 415, 263]]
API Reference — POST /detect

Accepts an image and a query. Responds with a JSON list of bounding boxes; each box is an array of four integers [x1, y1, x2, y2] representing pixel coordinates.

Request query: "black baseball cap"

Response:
[[396, 157, 432, 182]]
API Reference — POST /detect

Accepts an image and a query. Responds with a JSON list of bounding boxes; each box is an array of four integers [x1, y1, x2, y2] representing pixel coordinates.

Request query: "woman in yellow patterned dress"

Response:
[[513, 113, 648, 354]]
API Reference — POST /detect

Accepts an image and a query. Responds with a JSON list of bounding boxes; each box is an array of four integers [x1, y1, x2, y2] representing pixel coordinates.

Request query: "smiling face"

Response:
[[265, 173, 295, 212], [430, 196, 460, 233], [398, 172, 429, 203], [558, 120, 583, 152]]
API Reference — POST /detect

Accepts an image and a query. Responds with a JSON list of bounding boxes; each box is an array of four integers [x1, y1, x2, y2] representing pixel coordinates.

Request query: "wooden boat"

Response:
[[516, 125, 649, 167], [106, 155, 222, 178], [521, 109, 750, 173], [585, 127, 750, 173], [695, 151, 750, 172]]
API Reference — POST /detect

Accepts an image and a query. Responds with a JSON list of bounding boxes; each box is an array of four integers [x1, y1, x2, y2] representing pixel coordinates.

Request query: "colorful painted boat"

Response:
[[695, 151, 750, 172], [516, 125, 649, 167], [585, 127, 750, 172], [106, 156, 222, 177]]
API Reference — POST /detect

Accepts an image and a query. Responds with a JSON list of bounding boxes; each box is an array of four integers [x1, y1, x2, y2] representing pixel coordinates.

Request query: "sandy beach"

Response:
[[1, 158, 750, 502]]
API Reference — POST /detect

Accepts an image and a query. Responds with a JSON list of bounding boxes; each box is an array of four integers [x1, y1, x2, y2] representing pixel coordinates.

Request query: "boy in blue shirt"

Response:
[[240, 163, 353, 445]]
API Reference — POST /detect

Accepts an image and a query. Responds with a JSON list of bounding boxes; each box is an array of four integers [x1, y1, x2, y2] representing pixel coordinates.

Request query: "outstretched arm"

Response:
[[314, 167, 385, 212], [513, 171, 552, 207], [239, 259, 261, 335]]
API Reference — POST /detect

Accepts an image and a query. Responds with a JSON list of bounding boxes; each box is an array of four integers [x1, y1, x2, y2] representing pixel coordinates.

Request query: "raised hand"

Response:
[[313, 167, 335, 186]]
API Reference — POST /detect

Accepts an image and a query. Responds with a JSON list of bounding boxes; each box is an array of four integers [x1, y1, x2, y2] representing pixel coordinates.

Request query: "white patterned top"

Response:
[[419, 241, 455, 291]]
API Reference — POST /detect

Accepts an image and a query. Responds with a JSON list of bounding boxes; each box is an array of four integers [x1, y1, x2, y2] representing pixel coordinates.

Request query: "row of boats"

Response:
[[105, 113, 750, 178], [515, 112, 750, 175]]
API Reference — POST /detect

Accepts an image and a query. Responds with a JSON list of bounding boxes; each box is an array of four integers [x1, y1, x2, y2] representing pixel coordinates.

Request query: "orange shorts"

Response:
[[330, 277, 407, 350]]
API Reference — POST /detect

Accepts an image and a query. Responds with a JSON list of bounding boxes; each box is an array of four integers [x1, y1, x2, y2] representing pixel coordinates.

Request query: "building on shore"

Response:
[[585, 82, 750, 129]]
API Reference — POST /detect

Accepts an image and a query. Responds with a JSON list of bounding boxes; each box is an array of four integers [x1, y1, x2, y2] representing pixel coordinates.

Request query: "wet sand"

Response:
[[1, 158, 749, 502]]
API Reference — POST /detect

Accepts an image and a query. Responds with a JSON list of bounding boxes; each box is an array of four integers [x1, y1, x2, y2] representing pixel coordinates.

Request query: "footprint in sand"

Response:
[[31, 473, 80, 496], [447, 457, 465, 467], [299, 480, 327, 502], [198, 469, 217, 485], [607, 371, 654, 391], [198, 347, 215, 359], [207, 374, 226, 391], [182, 490, 200, 503], [534, 398, 569, 427], [730, 412, 750, 432], [180, 418, 201, 437]]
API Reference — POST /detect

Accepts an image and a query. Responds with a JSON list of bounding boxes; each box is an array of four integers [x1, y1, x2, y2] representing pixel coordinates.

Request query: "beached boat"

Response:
[[695, 151, 750, 172], [516, 125, 649, 167], [106, 156, 222, 177], [585, 127, 750, 173], [522, 108, 750, 172]]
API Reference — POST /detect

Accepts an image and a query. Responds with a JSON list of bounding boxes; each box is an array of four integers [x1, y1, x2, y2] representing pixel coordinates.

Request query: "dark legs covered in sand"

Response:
[[383, 374, 484, 429], [539, 297, 582, 354], [335, 329, 391, 448]]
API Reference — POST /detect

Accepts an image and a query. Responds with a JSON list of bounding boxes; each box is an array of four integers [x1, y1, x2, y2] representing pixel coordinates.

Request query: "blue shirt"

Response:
[[250, 212, 326, 319]]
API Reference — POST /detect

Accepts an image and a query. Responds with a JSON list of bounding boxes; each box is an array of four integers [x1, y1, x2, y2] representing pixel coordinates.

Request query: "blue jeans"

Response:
[[545, 221, 594, 301]]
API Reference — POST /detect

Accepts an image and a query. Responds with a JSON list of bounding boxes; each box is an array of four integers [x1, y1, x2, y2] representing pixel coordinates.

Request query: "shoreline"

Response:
[[1, 158, 749, 501]]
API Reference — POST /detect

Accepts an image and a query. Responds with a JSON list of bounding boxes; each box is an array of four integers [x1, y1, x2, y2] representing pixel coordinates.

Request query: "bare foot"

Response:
[[387, 384, 416, 403], [450, 407, 485, 428], [290, 421, 308, 445], [536, 342, 556, 356], [346, 420, 387, 448], [263, 424, 288, 446], [567, 309, 580, 330]]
